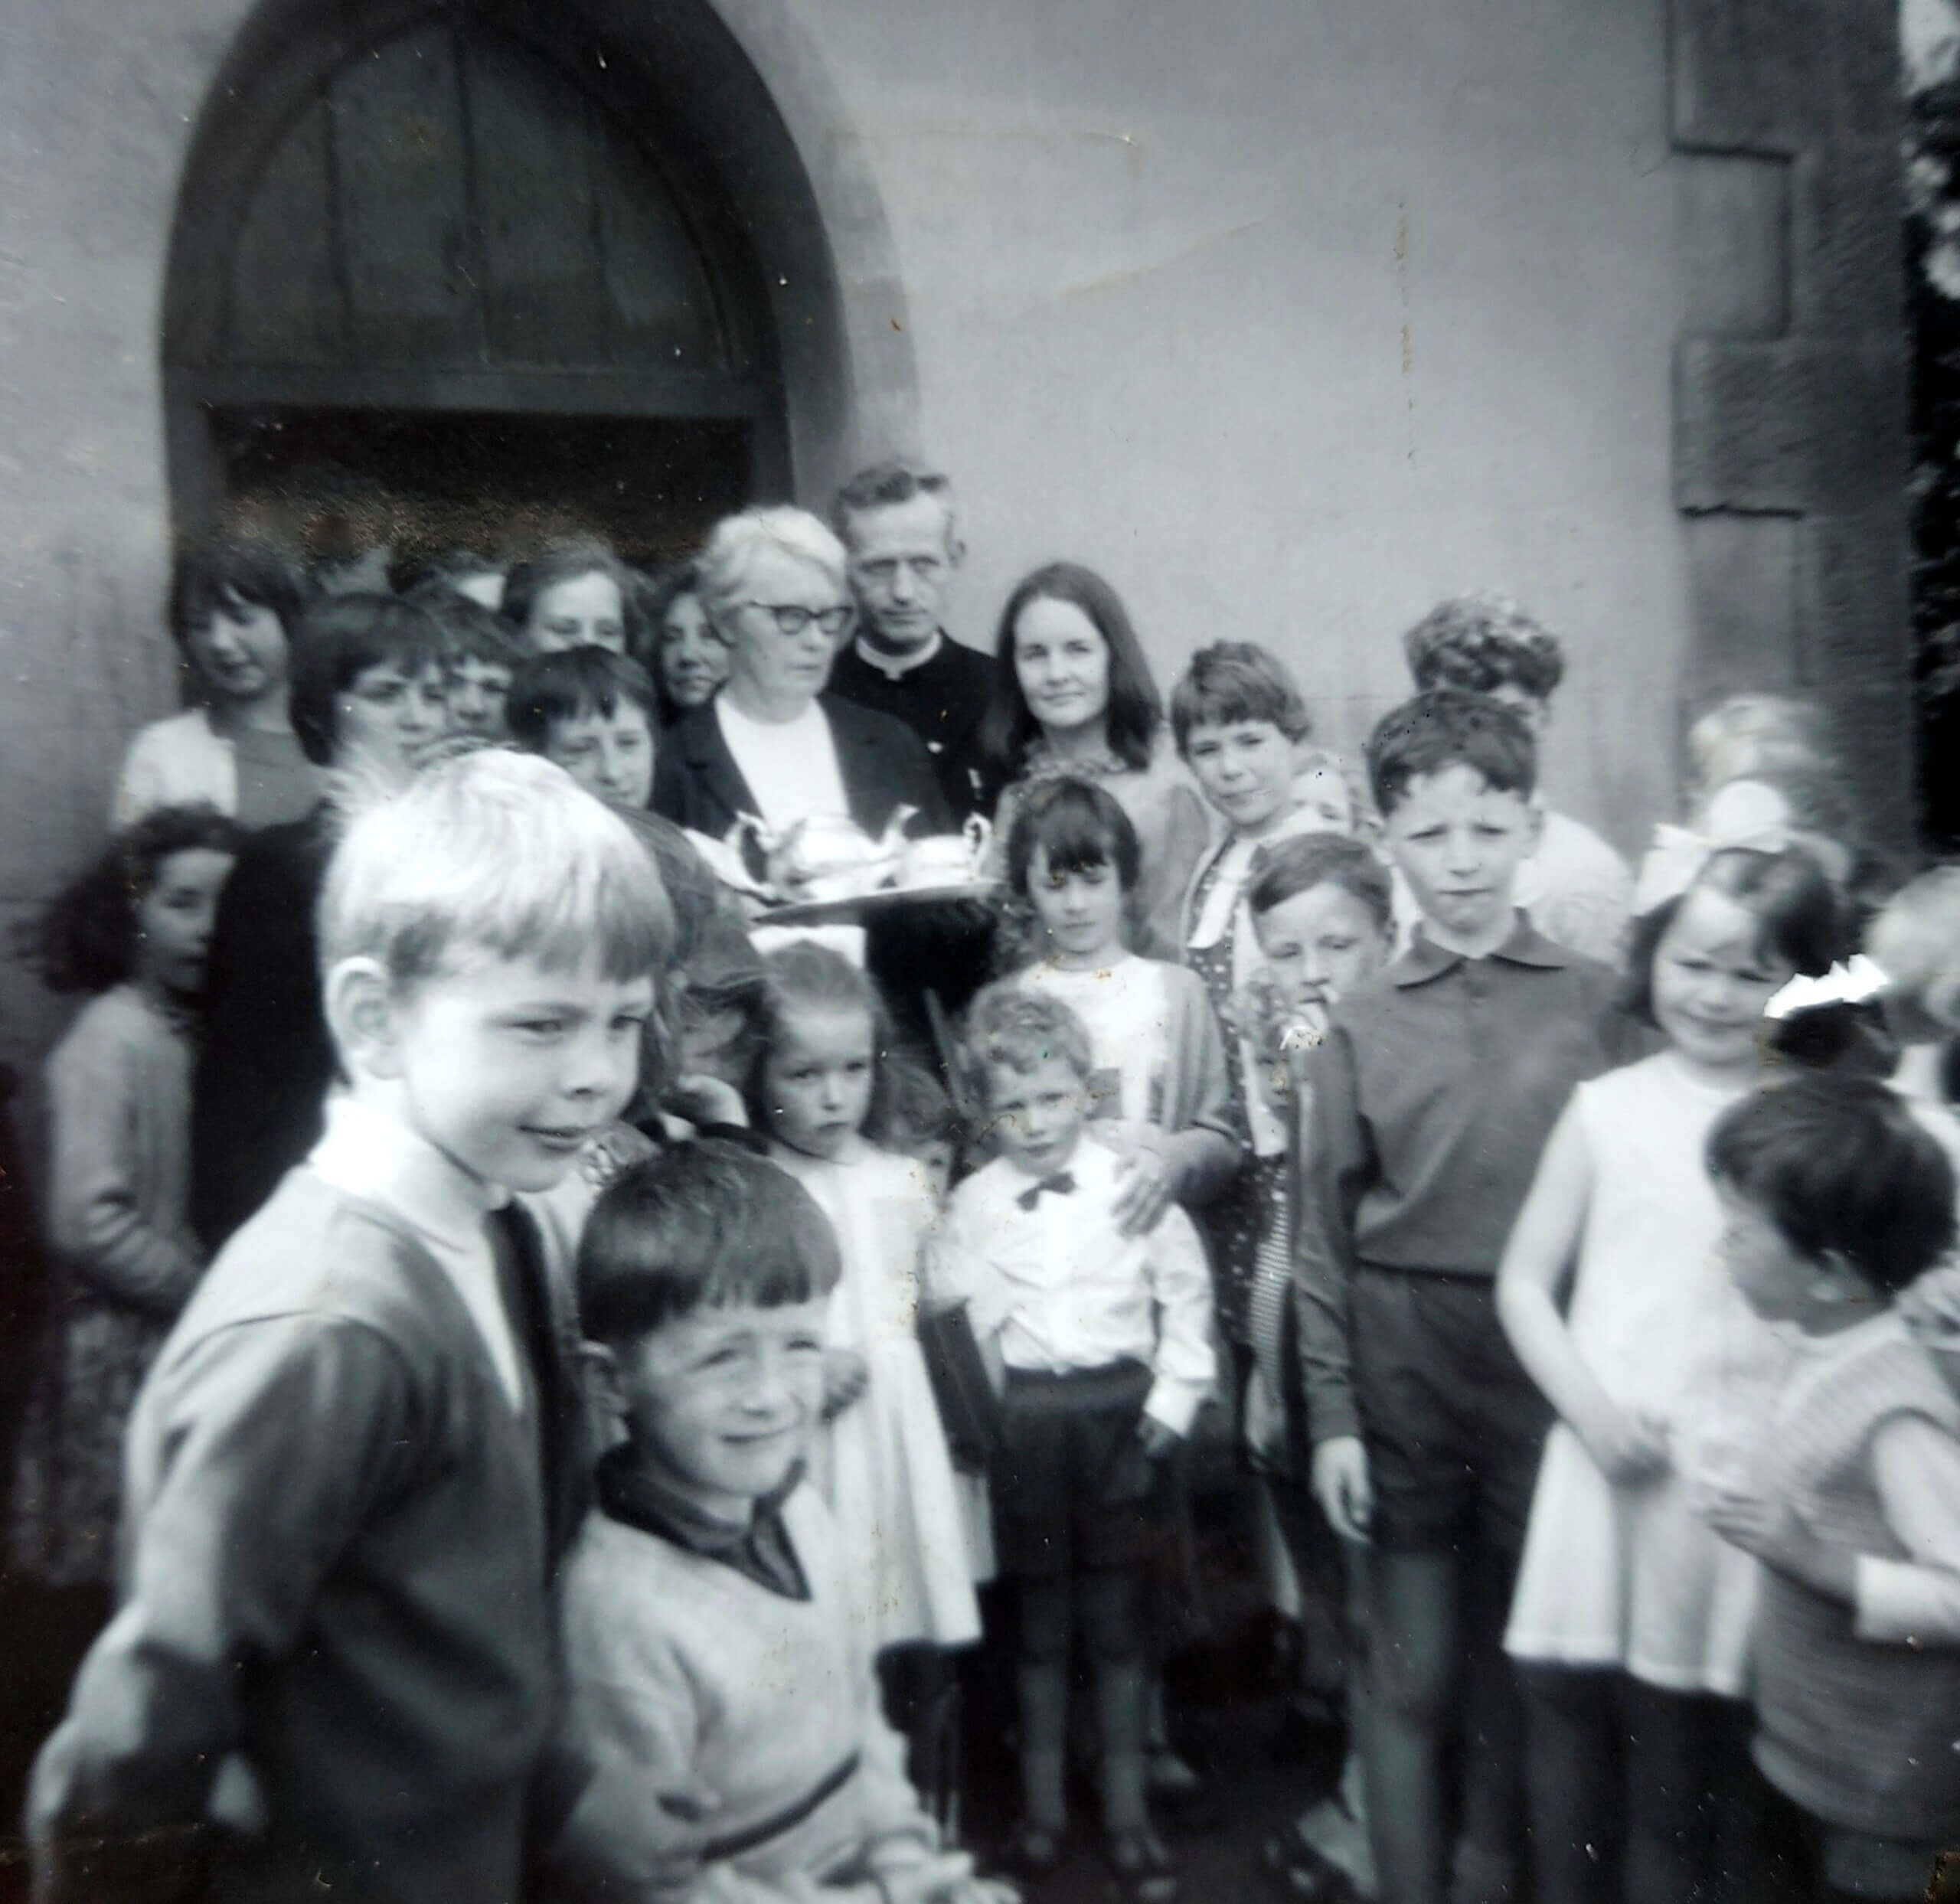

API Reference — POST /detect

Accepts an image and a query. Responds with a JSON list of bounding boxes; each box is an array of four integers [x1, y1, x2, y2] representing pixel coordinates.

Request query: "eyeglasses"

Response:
[[738, 601, 854, 638]]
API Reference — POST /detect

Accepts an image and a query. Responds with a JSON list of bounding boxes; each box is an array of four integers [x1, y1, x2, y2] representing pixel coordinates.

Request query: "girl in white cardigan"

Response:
[[10, 805, 240, 1592]]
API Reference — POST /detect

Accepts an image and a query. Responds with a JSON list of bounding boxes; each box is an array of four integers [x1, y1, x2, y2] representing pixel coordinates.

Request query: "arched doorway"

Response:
[[162, 0, 877, 570]]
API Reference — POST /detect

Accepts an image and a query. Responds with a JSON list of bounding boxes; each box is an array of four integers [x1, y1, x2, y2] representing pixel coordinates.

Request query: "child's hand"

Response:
[[822, 1347, 871, 1420], [1100, 1125, 1174, 1236], [1700, 1487, 1858, 1600], [1575, 1399, 1671, 1488], [579, 1122, 658, 1190], [1312, 1435, 1373, 1543], [866, 1848, 981, 1904], [665, 1073, 749, 1131], [1242, 1364, 1286, 1469]]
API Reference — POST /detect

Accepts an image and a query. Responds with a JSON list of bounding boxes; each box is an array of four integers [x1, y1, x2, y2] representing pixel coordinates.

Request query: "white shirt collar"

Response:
[[853, 630, 943, 681], [308, 1092, 507, 1253]]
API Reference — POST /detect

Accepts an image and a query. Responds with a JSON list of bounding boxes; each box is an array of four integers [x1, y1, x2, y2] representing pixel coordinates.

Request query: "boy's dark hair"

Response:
[[505, 646, 659, 752], [745, 941, 900, 1143], [1706, 1073, 1957, 1295], [388, 547, 504, 599], [981, 563, 1164, 776], [1169, 642, 1312, 754], [1403, 594, 1565, 703], [832, 460, 959, 544], [1622, 845, 1846, 1027], [501, 542, 637, 638], [37, 805, 243, 994], [885, 1053, 962, 1149], [578, 1140, 841, 1343], [959, 982, 1095, 1104], [168, 534, 311, 652], [410, 589, 528, 671], [1367, 687, 1537, 817], [287, 593, 449, 766], [1004, 776, 1142, 896], [1246, 832, 1393, 935]]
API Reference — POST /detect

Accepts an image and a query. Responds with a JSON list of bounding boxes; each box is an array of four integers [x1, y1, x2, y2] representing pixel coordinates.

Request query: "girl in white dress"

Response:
[[1495, 844, 1846, 1904], [746, 941, 982, 1671]]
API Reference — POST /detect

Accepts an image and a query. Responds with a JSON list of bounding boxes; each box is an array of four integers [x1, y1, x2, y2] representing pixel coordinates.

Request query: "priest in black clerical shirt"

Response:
[[825, 460, 1003, 823]]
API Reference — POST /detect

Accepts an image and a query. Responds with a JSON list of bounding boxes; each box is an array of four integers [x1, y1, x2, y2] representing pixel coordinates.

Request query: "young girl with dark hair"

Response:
[[982, 563, 1209, 956], [1496, 844, 1844, 1904], [113, 536, 319, 831], [11, 805, 241, 1596]]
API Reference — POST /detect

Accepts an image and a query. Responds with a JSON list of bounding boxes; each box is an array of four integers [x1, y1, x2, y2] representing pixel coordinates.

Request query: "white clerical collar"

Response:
[[309, 1091, 507, 1253], [854, 630, 943, 681]]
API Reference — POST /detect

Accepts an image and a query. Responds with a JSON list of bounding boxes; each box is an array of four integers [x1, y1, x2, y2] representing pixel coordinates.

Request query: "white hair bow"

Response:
[[1763, 955, 1890, 1021], [1631, 779, 1795, 916]]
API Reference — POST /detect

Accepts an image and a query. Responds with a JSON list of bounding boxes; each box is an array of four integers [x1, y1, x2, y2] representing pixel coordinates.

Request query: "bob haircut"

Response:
[[831, 460, 960, 551], [1246, 832, 1393, 936], [980, 563, 1165, 776], [1706, 1072, 1957, 1295], [501, 542, 638, 639], [318, 747, 674, 988], [1170, 642, 1312, 754], [1403, 594, 1566, 703], [743, 940, 900, 1144], [37, 804, 243, 995], [505, 646, 660, 752], [696, 508, 849, 631], [168, 535, 310, 653], [578, 1139, 841, 1344], [1366, 688, 1537, 817], [1004, 776, 1143, 896], [959, 982, 1095, 1103], [287, 593, 449, 767], [1622, 844, 1844, 1028], [412, 589, 528, 669]]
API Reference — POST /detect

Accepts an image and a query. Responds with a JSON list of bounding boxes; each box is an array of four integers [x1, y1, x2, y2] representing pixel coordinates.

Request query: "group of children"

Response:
[[9, 525, 1960, 1904]]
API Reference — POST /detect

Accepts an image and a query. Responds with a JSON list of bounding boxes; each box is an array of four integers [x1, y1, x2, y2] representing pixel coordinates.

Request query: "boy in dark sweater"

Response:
[[1294, 690, 1626, 1904], [30, 750, 672, 1904]]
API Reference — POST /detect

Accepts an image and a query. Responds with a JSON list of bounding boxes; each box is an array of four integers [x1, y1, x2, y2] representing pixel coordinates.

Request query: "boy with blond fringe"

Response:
[[30, 750, 672, 1904]]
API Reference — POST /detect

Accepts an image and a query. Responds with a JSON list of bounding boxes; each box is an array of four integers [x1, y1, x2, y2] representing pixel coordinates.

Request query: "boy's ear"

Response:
[[579, 1340, 626, 1419], [323, 957, 404, 1080]]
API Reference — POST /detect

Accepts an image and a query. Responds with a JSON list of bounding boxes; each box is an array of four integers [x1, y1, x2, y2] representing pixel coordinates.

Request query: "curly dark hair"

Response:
[[36, 805, 242, 994], [1402, 593, 1565, 702]]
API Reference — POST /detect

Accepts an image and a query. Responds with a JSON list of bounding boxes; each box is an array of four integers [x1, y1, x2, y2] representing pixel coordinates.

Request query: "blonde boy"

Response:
[[30, 750, 671, 1904]]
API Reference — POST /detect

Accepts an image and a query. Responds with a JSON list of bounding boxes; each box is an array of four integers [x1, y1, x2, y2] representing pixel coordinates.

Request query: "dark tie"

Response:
[[1017, 1171, 1076, 1212], [488, 1201, 588, 1568]]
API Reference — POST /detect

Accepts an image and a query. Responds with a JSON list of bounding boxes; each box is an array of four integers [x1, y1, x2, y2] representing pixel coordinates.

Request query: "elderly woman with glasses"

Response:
[[653, 505, 951, 860]]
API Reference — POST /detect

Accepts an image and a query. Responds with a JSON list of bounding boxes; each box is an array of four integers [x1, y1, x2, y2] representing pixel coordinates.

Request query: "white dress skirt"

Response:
[[772, 1143, 984, 1652], [1504, 1053, 1792, 1697]]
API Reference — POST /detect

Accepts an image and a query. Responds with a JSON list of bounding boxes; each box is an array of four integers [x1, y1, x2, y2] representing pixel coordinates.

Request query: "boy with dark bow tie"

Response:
[[927, 985, 1213, 1904]]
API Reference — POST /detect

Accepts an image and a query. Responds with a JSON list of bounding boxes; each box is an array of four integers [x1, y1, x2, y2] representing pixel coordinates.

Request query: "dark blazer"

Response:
[[191, 805, 338, 1252], [652, 694, 953, 842]]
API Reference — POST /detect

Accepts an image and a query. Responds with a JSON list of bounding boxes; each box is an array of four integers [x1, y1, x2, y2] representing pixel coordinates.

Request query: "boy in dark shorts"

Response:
[[1293, 688, 1626, 1904], [929, 985, 1214, 1904]]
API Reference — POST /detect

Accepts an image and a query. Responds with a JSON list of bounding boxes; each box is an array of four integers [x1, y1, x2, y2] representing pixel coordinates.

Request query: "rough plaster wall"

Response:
[[0, 0, 247, 1078], [775, 0, 1694, 860]]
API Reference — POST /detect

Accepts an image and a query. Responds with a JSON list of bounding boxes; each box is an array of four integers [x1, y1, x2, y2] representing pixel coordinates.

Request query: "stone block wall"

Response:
[[1672, 0, 1915, 843]]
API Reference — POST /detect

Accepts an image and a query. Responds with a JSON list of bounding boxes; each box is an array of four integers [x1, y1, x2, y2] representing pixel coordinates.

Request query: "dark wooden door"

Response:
[[165, 14, 784, 564]]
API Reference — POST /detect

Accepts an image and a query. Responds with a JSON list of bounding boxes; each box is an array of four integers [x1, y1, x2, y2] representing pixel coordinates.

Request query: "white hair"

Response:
[[319, 747, 674, 985], [697, 506, 848, 628]]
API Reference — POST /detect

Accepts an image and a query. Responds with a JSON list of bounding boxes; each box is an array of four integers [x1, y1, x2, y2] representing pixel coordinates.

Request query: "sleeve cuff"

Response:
[[1305, 1388, 1361, 1446], [1853, 1553, 1960, 1644]]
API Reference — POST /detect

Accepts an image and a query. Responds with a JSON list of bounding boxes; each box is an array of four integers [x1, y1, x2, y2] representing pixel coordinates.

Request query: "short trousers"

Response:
[[1351, 1266, 1553, 1556], [991, 1360, 1168, 1579]]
